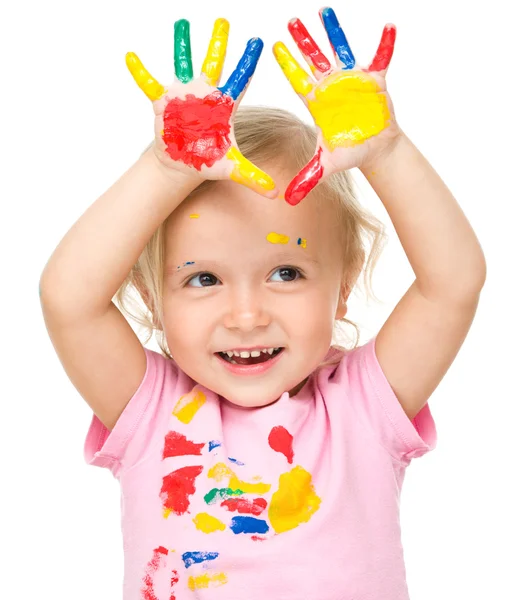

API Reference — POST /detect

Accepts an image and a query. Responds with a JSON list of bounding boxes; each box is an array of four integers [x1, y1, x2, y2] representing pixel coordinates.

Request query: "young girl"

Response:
[[39, 9, 486, 600]]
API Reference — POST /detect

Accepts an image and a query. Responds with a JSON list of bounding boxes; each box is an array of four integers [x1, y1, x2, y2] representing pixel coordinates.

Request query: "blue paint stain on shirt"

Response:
[[208, 440, 221, 451], [182, 551, 219, 568], [227, 457, 245, 465], [230, 516, 269, 535]]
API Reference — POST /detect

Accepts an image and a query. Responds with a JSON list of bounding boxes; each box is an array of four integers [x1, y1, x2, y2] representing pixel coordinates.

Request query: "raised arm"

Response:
[[39, 18, 275, 430]]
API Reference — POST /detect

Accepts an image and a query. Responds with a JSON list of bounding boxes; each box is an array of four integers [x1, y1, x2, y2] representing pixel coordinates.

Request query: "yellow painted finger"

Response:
[[125, 52, 166, 101], [272, 42, 314, 96], [201, 18, 229, 86], [226, 147, 276, 195]]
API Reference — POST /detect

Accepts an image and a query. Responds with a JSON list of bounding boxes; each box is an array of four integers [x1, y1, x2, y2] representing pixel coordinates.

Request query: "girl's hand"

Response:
[[273, 7, 400, 205], [126, 19, 277, 198]]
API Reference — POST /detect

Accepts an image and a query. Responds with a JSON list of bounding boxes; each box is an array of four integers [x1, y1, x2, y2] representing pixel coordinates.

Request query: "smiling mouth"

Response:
[[216, 348, 284, 366]]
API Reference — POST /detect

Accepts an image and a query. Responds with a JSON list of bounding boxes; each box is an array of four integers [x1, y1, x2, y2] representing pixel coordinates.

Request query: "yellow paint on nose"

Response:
[[172, 389, 206, 423], [268, 465, 321, 533], [266, 232, 289, 244], [193, 512, 226, 533], [308, 71, 390, 150]]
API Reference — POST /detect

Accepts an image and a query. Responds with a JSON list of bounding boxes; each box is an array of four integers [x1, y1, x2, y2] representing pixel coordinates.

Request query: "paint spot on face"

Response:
[[193, 512, 227, 533], [268, 425, 294, 464], [182, 551, 219, 568], [297, 237, 307, 249], [162, 91, 234, 170], [220, 497, 267, 516], [188, 572, 228, 590], [160, 465, 203, 517], [266, 232, 289, 244], [230, 516, 270, 535], [163, 431, 205, 459], [172, 388, 206, 423], [176, 261, 195, 271], [189, 213, 200, 218], [268, 465, 321, 533], [308, 71, 390, 150]]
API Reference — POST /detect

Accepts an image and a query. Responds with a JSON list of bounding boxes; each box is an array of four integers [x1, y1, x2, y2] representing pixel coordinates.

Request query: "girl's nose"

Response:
[[223, 289, 271, 332]]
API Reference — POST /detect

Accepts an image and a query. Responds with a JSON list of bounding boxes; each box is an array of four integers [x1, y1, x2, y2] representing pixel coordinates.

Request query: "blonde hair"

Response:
[[114, 106, 387, 362]]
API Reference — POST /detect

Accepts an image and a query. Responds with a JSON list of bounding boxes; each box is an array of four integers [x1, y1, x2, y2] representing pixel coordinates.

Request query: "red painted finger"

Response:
[[368, 24, 397, 73], [285, 147, 324, 206], [288, 18, 331, 74]]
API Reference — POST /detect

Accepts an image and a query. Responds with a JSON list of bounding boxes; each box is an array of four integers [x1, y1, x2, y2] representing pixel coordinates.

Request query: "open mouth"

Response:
[[216, 347, 284, 366]]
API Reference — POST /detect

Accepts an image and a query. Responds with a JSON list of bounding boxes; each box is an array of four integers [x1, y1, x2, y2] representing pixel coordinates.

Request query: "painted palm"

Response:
[[126, 19, 277, 198], [274, 8, 400, 205]]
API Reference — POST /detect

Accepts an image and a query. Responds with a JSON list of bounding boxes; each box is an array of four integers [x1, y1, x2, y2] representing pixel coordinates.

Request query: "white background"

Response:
[[2, 0, 523, 598]]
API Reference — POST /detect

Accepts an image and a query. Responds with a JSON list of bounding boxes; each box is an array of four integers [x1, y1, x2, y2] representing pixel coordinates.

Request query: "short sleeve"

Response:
[[340, 337, 437, 464], [83, 348, 177, 478]]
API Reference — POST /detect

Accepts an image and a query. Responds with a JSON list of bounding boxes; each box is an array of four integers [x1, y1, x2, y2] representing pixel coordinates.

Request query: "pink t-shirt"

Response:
[[84, 337, 436, 600]]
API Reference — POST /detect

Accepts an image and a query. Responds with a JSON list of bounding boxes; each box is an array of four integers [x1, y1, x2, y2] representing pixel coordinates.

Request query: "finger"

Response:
[[218, 38, 263, 101], [319, 7, 356, 70], [226, 147, 278, 198], [201, 18, 229, 86], [287, 18, 331, 77], [272, 42, 315, 97], [285, 147, 325, 206], [174, 19, 193, 83], [125, 52, 166, 101], [367, 24, 396, 73]]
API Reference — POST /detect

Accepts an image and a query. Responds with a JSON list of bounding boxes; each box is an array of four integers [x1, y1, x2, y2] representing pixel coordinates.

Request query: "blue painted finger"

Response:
[[319, 7, 355, 69], [218, 38, 263, 100]]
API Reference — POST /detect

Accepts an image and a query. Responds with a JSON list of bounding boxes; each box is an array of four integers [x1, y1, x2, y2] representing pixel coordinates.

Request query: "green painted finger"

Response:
[[174, 19, 193, 83]]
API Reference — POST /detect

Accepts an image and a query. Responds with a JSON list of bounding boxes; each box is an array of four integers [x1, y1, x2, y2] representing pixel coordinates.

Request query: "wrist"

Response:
[[360, 129, 408, 176], [141, 145, 204, 191]]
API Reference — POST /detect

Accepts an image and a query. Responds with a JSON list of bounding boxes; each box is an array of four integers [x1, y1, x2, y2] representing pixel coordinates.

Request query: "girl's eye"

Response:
[[186, 273, 220, 287], [269, 267, 302, 282]]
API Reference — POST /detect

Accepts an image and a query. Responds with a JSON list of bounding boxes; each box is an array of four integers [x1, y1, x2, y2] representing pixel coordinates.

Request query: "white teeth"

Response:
[[233, 351, 240, 357], [240, 351, 250, 358], [268, 348, 274, 355], [250, 350, 261, 358], [226, 351, 234, 358]]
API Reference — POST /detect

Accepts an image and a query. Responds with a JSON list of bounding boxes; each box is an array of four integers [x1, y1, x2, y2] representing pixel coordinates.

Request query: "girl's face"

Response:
[[162, 169, 348, 408]]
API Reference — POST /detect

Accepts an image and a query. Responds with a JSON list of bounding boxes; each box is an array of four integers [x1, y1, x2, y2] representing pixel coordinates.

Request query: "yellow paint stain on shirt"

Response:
[[172, 389, 206, 424], [208, 462, 271, 494], [193, 512, 226, 533], [308, 71, 390, 151], [189, 213, 200, 218], [162, 508, 171, 519], [188, 572, 228, 590], [266, 232, 289, 244], [268, 465, 321, 533]]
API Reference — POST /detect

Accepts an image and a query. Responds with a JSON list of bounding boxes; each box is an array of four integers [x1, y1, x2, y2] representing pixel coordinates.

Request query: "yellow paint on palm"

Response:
[[267, 232, 289, 244], [172, 389, 206, 423], [268, 465, 321, 533], [201, 18, 229, 86], [208, 462, 271, 494], [188, 572, 228, 590], [273, 42, 313, 96], [125, 52, 166, 101], [193, 512, 226, 533], [226, 147, 275, 192], [308, 71, 390, 150]]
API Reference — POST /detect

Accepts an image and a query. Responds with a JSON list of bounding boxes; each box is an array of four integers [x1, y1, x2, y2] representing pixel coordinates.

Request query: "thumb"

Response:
[[285, 147, 325, 206]]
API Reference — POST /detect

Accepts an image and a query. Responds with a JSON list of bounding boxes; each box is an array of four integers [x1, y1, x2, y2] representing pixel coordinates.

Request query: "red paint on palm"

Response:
[[268, 425, 294, 463], [163, 91, 234, 170], [163, 431, 205, 458], [220, 497, 268, 515], [160, 465, 203, 515], [285, 146, 324, 205]]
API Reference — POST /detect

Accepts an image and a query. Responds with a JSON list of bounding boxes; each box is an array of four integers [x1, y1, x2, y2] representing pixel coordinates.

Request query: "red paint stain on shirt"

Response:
[[162, 91, 233, 170], [160, 465, 203, 515], [163, 431, 205, 458], [220, 497, 268, 516], [268, 425, 294, 464], [141, 546, 169, 600]]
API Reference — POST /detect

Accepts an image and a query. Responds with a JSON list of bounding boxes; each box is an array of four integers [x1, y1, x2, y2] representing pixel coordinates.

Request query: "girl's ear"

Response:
[[336, 276, 352, 320]]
